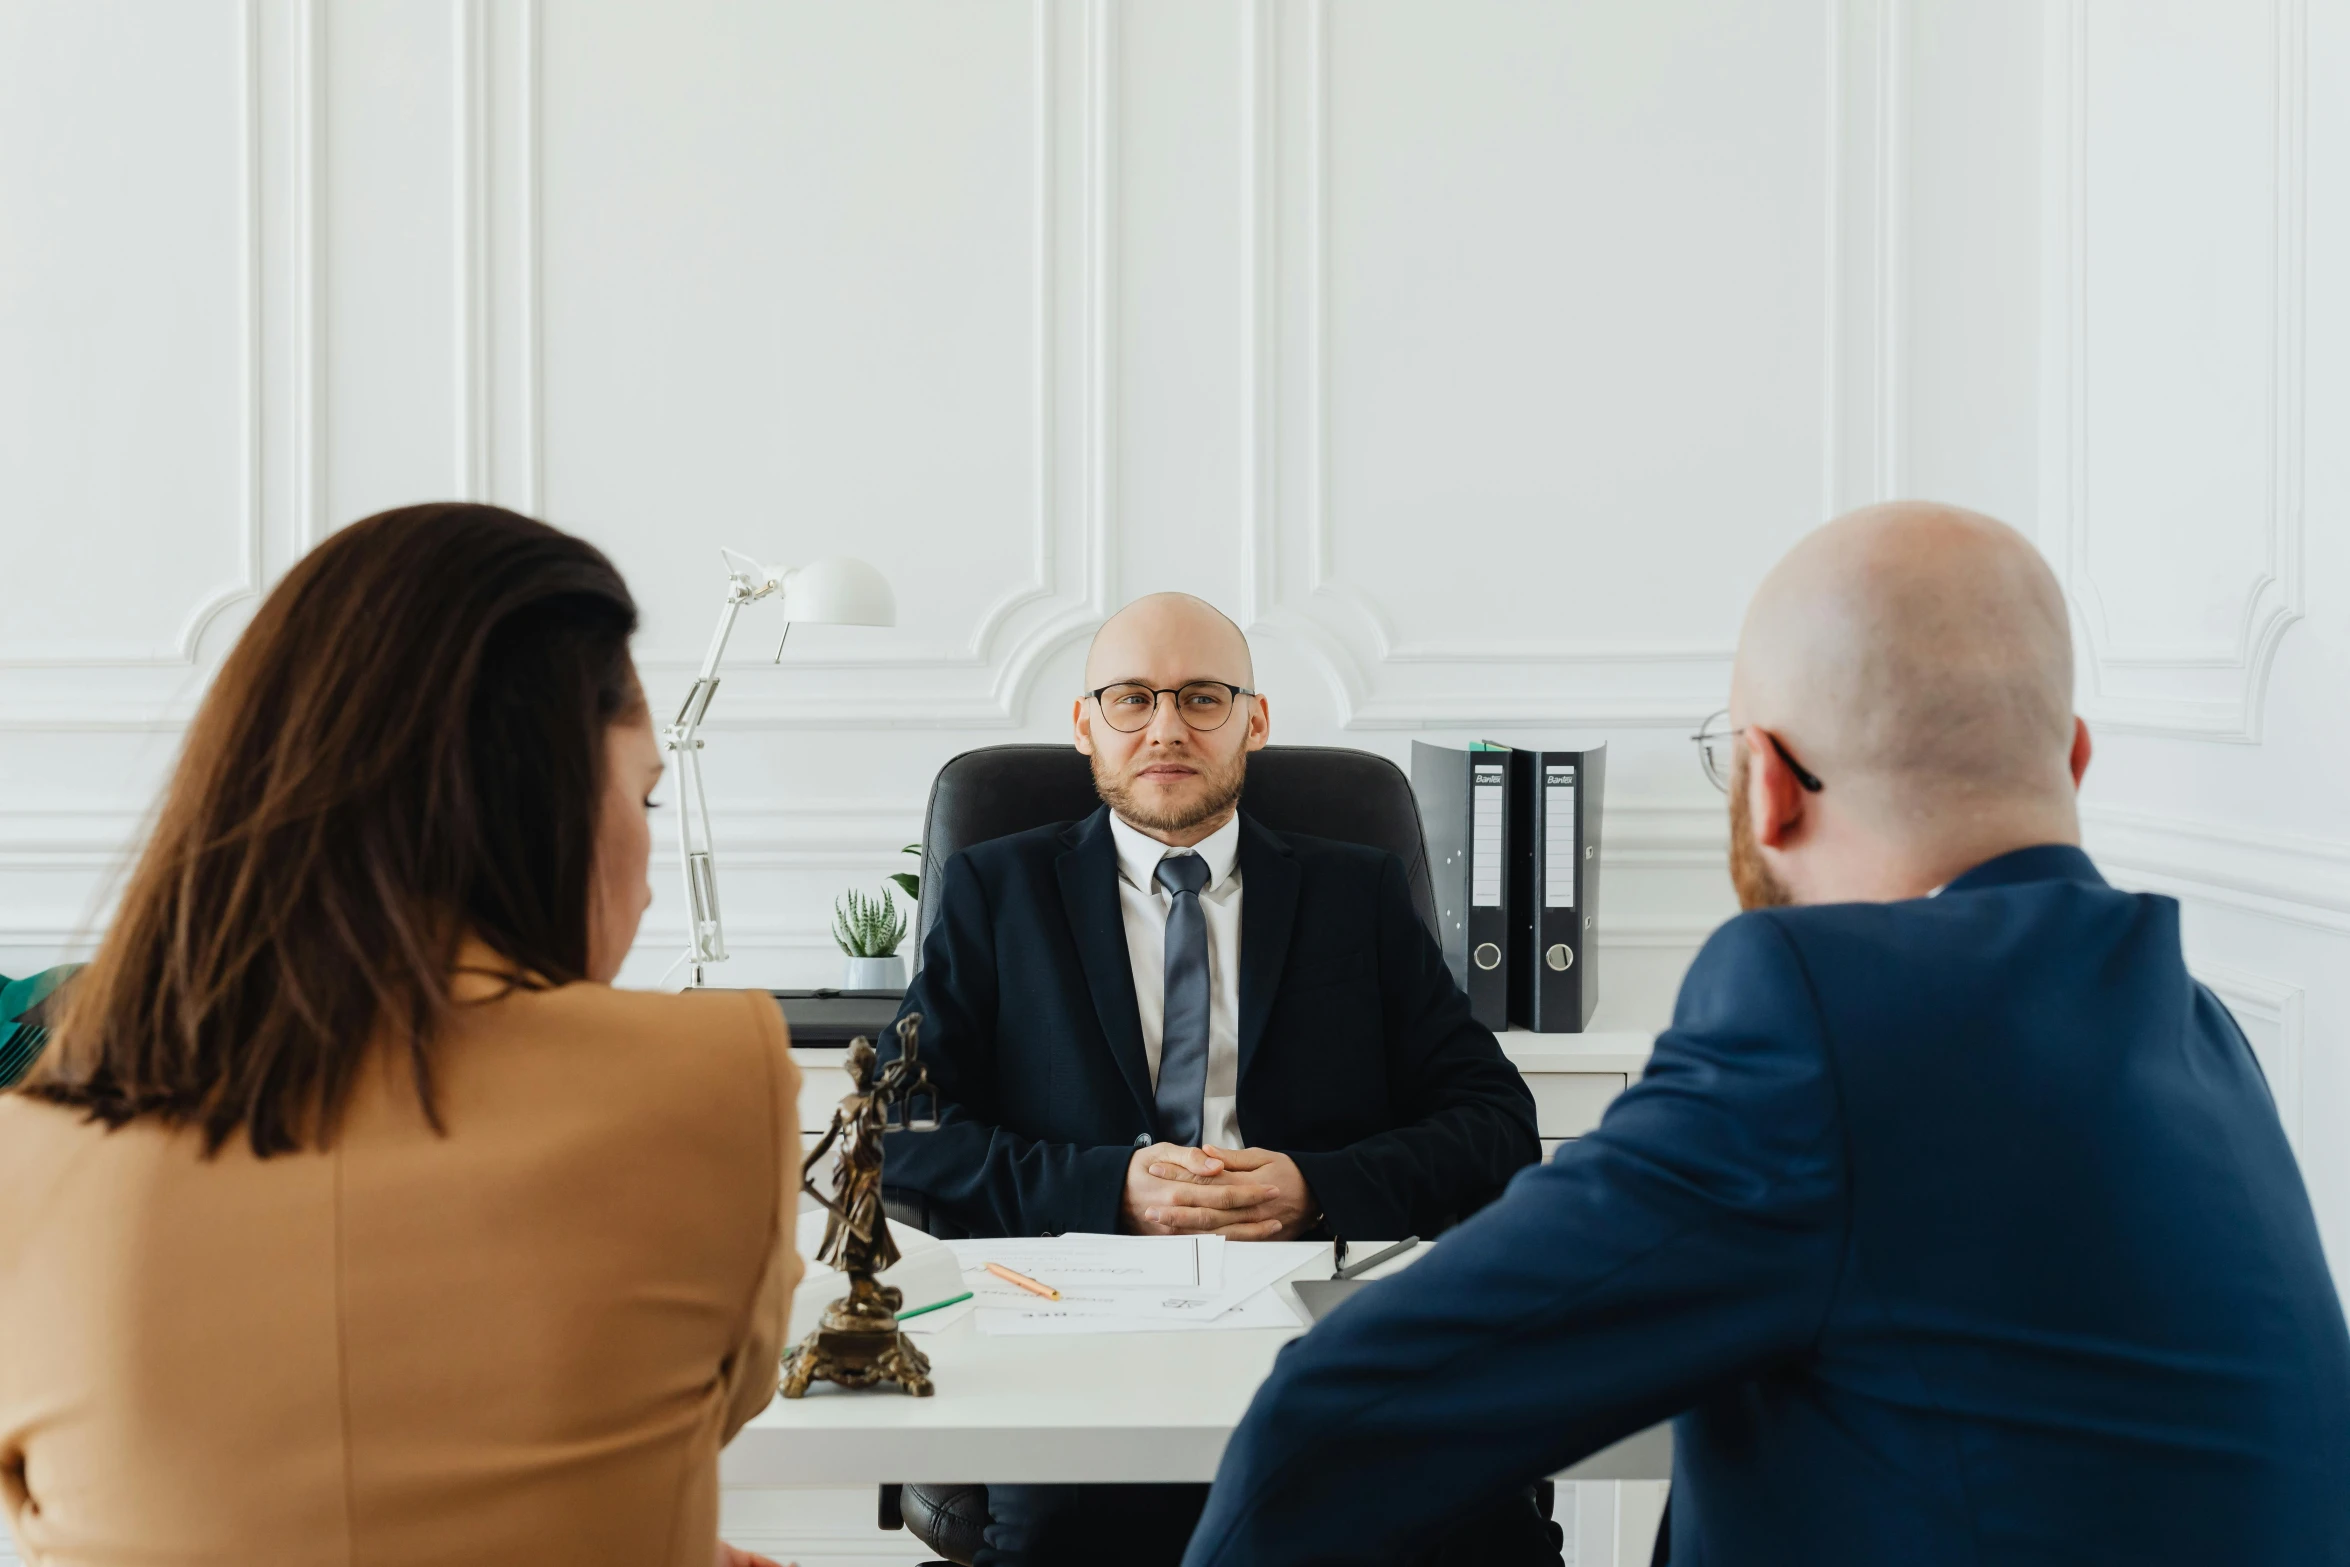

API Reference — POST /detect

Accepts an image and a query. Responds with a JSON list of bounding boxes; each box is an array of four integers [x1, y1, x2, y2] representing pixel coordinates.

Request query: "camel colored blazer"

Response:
[[0, 974, 802, 1566]]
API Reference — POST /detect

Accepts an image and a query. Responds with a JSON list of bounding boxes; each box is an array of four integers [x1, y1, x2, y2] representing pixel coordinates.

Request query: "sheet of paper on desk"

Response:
[[946, 1234, 1306, 1334], [943, 1233, 1227, 1292], [961, 1274, 1223, 1321], [956, 1238, 1263, 1320], [978, 1282, 1300, 1335]]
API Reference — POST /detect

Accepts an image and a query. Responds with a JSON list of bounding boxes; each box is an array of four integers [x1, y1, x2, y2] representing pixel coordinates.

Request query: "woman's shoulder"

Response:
[[508, 978, 786, 1040], [480, 980, 796, 1081], [0, 1090, 83, 1173], [438, 982, 801, 1155]]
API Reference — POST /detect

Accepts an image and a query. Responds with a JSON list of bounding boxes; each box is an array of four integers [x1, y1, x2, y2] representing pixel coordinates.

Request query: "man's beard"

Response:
[[1093, 744, 1248, 835], [1728, 749, 1794, 910]]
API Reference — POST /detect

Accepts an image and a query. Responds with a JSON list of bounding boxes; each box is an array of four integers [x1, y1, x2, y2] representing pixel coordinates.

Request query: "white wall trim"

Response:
[[2195, 961, 2306, 1153], [517, 0, 543, 514], [0, 792, 1720, 879], [294, 0, 326, 552], [477, 0, 546, 516], [1868, 0, 1907, 503], [2043, 0, 2309, 742], [0, 799, 923, 868], [0, 693, 211, 734], [623, 915, 1723, 964], [453, 0, 490, 502], [2083, 803, 2350, 932], [1603, 801, 1729, 872]]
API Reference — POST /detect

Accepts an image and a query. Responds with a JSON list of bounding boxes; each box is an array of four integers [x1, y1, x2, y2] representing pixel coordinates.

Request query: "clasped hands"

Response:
[[1120, 1142, 1316, 1241]]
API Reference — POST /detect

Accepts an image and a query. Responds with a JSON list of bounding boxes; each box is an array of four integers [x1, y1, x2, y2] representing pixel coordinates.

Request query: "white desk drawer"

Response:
[[1525, 1071, 1626, 1140]]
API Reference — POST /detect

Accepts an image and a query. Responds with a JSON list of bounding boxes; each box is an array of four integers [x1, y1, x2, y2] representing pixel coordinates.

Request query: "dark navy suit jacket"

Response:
[[1184, 845, 2350, 1566], [879, 806, 1540, 1241]]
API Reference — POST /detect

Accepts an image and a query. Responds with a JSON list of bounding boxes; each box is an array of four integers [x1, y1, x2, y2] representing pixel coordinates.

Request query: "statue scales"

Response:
[[781, 1011, 941, 1399]]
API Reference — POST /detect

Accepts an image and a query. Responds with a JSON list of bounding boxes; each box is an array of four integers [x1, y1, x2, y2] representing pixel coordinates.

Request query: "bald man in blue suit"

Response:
[[1183, 504, 2350, 1567]]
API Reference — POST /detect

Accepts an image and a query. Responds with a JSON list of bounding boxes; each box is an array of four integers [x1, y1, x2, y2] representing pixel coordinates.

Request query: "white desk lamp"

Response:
[[667, 548, 895, 987]]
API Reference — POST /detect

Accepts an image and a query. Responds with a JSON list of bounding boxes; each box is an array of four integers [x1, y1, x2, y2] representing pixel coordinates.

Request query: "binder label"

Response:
[[1544, 765, 1576, 909], [1472, 764, 1504, 907]]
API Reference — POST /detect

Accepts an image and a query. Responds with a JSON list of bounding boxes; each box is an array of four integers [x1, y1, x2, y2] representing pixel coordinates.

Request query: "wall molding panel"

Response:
[[607, 0, 1119, 733], [1236, 0, 1903, 731], [2041, 0, 2309, 743], [0, 0, 266, 676], [0, 0, 323, 729], [2086, 805, 2350, 937]]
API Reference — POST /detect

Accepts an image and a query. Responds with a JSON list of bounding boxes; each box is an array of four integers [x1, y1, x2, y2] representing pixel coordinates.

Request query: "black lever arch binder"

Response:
[[1507, 742, 1605, 1032], [1410, 740, 1513, 1032]]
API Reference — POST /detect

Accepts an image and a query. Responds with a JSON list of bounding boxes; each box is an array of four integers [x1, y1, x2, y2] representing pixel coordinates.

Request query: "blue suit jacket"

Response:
[[880, 806, 1540, 1241], [1184, 845, 2350, 1566]]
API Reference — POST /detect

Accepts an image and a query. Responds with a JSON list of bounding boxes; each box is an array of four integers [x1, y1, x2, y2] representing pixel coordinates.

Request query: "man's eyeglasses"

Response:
[[1692, 709, 1825, 794], [1086, 680, 1259, 734]]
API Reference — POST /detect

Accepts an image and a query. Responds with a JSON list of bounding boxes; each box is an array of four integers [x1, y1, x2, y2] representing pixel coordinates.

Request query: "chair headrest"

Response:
[[914, 744, 1437, 955]]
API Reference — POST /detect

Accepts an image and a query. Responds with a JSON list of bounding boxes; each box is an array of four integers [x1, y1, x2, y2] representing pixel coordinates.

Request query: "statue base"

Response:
[[780, 1278, 935, 1398]]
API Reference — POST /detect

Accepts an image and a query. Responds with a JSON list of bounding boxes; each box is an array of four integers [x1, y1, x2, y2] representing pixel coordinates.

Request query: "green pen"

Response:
[[897, 1291, 974, 1321]]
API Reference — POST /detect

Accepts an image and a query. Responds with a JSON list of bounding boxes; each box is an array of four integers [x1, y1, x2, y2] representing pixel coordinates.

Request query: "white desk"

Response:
[[723, 1241, 1671, 1488], [754, 1032, 1669, 1495]]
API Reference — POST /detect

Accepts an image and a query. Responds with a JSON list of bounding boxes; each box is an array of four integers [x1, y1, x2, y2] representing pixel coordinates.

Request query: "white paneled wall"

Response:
[[2048, 0, 2350, 1282], [4, 3, 2348, 1564]]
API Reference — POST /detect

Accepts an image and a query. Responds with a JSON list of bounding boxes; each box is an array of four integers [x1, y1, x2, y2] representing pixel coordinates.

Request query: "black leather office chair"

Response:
[[884, 742, 1438, 1566], [911, 742, 1437, 957]]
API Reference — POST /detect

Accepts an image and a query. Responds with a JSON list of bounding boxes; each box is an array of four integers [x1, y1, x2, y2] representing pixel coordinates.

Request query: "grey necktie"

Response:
[[1153, 853, 1212, 1146]]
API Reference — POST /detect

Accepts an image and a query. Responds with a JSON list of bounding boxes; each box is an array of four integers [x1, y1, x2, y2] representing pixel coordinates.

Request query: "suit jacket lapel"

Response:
[[1054, 807, 1157, 1123], [1235, 813, 1300, 1089]]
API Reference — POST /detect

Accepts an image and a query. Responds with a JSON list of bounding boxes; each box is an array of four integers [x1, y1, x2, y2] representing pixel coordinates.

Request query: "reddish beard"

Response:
[[1092, 743, 1248, 834], [1728, 747, 1794, 910]]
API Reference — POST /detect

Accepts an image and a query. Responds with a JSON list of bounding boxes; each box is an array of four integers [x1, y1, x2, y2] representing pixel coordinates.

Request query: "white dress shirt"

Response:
[[1108, 810, 1245, 1149]]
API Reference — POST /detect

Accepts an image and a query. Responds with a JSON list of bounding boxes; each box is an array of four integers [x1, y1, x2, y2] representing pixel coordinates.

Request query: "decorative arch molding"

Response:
[[567, 0, 1120, 731], [1238, 0, 1902, 730], [6, 0, 1119, 734], [0, 0, 267, 677], [2041, 0, 2308, 743]]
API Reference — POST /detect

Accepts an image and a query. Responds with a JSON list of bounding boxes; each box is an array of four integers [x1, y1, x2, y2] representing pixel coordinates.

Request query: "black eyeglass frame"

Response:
[[1692, 709, 1824, 794], [1084, 680, 1261, 734]]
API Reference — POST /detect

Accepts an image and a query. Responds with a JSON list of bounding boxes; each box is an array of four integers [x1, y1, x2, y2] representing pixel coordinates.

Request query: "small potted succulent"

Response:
[[832, 886, 908, 991]]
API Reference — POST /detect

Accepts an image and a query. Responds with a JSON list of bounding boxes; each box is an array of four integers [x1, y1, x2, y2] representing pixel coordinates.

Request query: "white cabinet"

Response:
[[1504, 1031, 1654, 1148]]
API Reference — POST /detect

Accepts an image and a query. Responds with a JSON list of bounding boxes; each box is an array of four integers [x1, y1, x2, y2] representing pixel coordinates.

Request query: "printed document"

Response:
[[943, 1234, 1303, 1336]]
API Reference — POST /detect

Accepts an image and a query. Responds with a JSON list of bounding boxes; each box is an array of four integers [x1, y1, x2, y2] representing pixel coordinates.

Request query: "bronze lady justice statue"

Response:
[[781, 1012, 941, 1398]]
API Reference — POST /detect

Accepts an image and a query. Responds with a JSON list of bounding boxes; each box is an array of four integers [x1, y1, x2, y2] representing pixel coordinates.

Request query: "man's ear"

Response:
[[1073, 696, 1096, 757], [2068, 716, 2092, 790], [1746, 727, 1810, 849], [1245, 694, 1270, 752]]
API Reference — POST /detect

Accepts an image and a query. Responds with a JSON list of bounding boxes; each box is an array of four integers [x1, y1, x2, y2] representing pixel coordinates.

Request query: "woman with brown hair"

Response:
[[0, 505, 801, 1566]]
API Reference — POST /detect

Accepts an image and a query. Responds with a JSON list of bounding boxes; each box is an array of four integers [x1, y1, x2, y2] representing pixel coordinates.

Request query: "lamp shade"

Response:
[[779, 555, 896, 626]]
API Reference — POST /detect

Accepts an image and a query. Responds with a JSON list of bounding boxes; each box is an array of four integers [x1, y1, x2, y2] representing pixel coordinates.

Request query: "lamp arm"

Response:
[[664, 582, 760, 986]]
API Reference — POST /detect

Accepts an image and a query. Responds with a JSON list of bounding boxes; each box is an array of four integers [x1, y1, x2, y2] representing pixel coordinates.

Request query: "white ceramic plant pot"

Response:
[[841, 954, 905, 991]]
